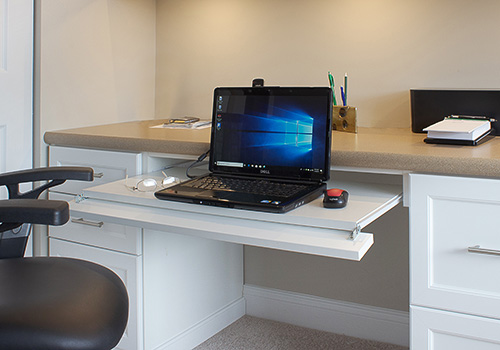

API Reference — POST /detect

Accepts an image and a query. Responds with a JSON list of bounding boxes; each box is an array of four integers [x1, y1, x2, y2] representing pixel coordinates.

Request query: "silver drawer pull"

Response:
[[468, 245, 500, 257], [71, 218, 104, 228], [94, 172, 104, 179]]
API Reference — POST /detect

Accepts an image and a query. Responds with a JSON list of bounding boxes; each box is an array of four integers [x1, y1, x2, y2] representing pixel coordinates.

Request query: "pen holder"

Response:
[[332, 106, 358, 133]]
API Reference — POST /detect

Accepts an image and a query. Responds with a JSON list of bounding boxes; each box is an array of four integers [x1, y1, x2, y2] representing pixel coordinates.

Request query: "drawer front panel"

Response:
[[50, 238, 143, 350], [411, 306, 500, 350], [410, 174, 500, 319], [49, 146, 141, 195], [50, 193, 142, 255], [431, 197, 500, 295]]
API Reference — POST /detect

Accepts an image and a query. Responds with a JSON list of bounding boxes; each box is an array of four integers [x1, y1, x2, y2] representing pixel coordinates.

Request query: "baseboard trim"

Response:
[[157, 297, 246, 350], [244, 284, 409, 347]]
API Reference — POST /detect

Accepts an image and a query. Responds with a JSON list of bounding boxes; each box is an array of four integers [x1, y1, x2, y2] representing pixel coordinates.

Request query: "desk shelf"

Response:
[[70, 171, 402, 261]]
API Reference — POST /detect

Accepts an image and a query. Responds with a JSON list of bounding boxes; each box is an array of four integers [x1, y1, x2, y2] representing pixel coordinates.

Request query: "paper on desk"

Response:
[[423, 119, 490, 140], [150, 120, 211, 129]]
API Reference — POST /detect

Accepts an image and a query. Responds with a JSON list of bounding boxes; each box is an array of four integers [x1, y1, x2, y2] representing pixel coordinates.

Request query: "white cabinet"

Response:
[[48, 146, 144, 350], [410, 174, 500, 349], [48, 146, 245, 350], [49, 194, 143, 350], [412, 306, 500, 349], [50, 235, 143, 350], [141, 229, 243, 350]]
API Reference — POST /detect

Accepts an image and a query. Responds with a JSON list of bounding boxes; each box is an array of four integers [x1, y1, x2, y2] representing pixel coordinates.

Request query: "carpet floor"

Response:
[[194, 315, 409, 350]]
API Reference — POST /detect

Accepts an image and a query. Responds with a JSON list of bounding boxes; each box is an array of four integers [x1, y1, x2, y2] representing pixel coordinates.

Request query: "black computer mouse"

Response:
[[323, 188, 348, 208]]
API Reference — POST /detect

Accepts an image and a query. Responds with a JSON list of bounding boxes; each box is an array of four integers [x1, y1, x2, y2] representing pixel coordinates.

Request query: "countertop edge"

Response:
[[44, 124, 500, 178], [334, 151, 500, 178], [44, 131, 210, 155]]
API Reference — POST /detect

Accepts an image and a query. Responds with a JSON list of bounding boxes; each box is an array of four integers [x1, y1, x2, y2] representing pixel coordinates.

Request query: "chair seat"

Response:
[[0, 257, 129, 350]]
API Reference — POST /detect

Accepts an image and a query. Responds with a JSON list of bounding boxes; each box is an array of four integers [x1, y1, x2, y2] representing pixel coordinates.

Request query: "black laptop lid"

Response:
[[210, 87, 332, 182]]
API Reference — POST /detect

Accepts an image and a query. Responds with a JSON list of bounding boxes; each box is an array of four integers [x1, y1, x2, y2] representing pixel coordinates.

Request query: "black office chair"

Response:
[[0, 167, 129, 350]]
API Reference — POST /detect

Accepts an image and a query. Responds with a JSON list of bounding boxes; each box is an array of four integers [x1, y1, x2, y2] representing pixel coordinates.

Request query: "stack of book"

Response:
[[423, 116, 492, 145]]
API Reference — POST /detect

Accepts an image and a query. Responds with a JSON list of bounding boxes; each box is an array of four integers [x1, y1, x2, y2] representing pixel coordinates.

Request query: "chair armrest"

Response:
[[0, 199, 69, 232], [0, 167, 93, 185], [0, 167, 93, 199]]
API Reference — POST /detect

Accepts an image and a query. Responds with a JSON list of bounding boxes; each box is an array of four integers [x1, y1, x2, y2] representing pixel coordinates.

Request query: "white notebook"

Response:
[[424, 119, 491, 141]]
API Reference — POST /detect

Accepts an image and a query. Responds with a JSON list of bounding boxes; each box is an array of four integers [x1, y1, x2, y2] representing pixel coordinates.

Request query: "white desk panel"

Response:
[[81, 171, 402, 232], [68, 172, 401, 261]]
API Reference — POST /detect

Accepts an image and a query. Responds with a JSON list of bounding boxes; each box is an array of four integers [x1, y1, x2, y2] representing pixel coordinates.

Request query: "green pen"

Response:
[[328, 71, 338, 105]]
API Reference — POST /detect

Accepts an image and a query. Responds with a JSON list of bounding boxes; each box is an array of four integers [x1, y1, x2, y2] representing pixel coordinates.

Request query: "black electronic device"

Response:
[[323, 188, 348, 208], [252, 78, 265, 87], [155, 86, 333, 213], [410, 89, 500, 136]]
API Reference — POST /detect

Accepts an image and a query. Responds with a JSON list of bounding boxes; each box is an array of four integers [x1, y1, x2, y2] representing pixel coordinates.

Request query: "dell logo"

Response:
[[260, 169, 270, 174]]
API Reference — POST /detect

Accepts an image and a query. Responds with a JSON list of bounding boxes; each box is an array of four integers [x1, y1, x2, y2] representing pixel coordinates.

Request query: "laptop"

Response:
[[155, 86, 332, 213]]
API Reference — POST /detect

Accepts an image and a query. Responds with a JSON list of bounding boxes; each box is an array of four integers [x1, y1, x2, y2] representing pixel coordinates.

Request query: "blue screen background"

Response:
[[212, 93, 329, 176]]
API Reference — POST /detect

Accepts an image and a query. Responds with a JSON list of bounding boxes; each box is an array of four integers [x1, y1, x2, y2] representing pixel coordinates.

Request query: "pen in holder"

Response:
[[332, 105, 358, 133]]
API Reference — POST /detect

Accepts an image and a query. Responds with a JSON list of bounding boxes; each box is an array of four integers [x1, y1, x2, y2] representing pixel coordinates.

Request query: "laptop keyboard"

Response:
[[186, 176, 310, 197]]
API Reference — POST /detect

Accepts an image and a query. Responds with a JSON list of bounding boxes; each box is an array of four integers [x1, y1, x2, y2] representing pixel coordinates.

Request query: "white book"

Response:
[[423, 119, 491, 141]]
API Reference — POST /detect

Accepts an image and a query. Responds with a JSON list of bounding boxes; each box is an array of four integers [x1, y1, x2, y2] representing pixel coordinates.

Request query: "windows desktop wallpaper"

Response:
[[212, 94, 329, 176]]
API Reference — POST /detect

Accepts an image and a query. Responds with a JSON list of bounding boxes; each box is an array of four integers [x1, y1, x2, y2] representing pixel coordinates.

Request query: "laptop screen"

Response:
[[209, 87, 332, 181]]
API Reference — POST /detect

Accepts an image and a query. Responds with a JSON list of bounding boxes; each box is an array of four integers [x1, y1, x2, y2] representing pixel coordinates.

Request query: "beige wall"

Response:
[[155, 0, 500, 312], [243, 171, 409, 312], [156, 0, 500, 128], [37, 0, 156, 165], [245, 203, 409, 311]]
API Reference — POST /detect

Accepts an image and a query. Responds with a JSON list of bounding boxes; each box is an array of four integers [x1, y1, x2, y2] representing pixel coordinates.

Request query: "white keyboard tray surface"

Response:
[[69, 169, 402, 261]]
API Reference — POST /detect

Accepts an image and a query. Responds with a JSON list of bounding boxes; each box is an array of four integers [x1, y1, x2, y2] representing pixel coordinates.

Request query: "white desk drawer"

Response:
[[411, 306, 500, 350], [50, 193, 142, 255], [49, 146, 142, 195], [410, 174, 500, 319], [50, 238, 143, 350]]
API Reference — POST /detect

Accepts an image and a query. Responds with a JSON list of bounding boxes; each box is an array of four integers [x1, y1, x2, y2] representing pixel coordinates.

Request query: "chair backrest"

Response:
[[0, 166, 129, 350]]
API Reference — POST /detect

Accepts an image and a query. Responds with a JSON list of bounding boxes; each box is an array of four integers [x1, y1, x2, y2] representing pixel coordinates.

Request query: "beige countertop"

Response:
[[44, 119, 500, 178]]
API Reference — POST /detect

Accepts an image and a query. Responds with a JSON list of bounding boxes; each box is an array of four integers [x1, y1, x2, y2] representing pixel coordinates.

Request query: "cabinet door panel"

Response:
[[410, 174, 500, 319], [411, 306, 500, 350], [50, 238, 143, 350]]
